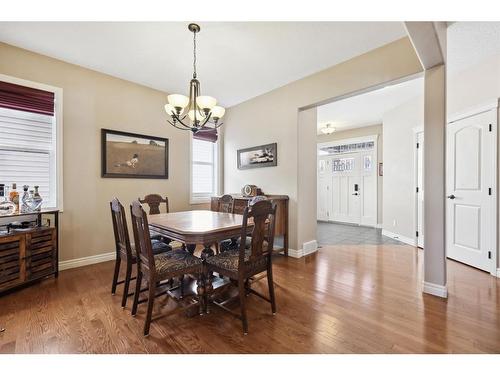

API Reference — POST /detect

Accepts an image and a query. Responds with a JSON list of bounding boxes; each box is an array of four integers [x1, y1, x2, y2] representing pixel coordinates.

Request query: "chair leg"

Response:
[[267, 264, 277, 315], [238, 278, 248, 335], [214, 242, 219, 255], [121, 262, 133, 308], [144, 279, 157, 336], [131, 271, 142, 316], [111, 257, 121, 295]]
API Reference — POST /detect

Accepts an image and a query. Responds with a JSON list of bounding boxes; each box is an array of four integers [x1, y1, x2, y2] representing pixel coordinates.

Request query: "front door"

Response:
[[446, 109, 496, 273]]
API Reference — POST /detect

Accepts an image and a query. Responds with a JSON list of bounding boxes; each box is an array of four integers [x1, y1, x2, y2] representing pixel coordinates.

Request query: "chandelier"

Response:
[[321, 124, 336, 134], [164, 23, 225, 134]]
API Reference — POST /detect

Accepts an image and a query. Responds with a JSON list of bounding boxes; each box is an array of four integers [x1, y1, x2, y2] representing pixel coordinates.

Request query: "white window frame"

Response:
[[189, 133, 219, 204], [0, 74, 64, 210]]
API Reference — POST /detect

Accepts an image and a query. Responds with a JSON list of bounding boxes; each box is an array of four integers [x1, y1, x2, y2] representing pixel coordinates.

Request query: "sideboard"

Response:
[[211, 194, 289, 256], [0, 209, 59, 295]]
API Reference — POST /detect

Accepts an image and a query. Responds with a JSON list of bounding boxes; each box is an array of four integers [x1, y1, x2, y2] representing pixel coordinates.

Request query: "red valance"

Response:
[[193, 126, 218, 143], [0, 81, 55, 116]]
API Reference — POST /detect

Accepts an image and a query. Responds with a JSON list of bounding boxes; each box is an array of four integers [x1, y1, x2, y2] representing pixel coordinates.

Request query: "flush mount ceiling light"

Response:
[[320, 123, 336, 134], [164, 23, 225, 134]]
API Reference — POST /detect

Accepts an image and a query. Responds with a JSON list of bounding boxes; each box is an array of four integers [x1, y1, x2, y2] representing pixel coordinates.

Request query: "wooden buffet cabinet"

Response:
[[211, 194, 289, 256], [0, 209, 59, 295]]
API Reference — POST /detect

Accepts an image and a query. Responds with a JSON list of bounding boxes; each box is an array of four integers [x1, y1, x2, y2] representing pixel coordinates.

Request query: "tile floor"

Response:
[[317, 221, 404, 246]]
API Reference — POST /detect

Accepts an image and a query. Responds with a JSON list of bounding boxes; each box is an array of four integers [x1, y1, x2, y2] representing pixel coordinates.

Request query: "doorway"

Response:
[[317, 136, 378, 227]]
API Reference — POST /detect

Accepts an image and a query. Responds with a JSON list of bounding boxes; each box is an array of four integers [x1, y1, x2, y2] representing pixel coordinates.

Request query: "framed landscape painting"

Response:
[[237, 143, 277, 170], [101, 129, 169, 178]]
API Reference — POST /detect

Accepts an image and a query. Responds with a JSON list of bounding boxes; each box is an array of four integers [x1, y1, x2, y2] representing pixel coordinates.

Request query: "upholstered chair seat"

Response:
[[154, 249, 203, 278]]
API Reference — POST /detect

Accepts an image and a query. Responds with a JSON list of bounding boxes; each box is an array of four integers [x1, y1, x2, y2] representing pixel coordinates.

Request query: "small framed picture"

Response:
[[101, 129, 169, 179], [378, 162, 383, 176], [237, 143, 277, 170]]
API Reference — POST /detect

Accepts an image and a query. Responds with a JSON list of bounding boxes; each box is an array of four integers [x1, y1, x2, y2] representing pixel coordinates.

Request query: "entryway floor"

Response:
[[317, 221, 404, 246]]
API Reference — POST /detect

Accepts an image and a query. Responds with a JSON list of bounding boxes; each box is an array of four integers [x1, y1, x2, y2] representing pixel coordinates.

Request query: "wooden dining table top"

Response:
[[148, 210, 251, 235]]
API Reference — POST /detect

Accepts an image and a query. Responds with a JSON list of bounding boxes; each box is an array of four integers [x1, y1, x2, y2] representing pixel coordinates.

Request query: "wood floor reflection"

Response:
[[1, 244, 499, 353]]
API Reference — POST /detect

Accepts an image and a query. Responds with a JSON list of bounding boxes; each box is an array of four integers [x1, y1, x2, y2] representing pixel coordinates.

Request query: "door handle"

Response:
[[447, 194, 456, 200], [352, 193, 359, 196]]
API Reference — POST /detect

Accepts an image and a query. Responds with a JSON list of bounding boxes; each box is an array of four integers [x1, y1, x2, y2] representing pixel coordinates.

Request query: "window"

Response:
[[191, 137, 218, 203], [0, 76, 62, 209]]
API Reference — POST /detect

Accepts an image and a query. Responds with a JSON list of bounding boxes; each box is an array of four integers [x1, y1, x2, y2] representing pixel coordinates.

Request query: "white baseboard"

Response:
[[423, 281, 448, 298], [288, 240, 319, 259], [381, 229, 416, 247], [375, 223, 383, 229], [59, 251, 115, 271], [497, 268, 500, 278]]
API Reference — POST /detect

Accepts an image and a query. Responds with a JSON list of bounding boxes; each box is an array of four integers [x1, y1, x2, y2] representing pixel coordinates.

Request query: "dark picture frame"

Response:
[[101, 128, 169, 179], [237, 142, 277, 170]]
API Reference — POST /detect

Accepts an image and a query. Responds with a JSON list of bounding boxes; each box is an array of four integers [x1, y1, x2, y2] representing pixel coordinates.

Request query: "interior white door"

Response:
[[446, 109, 496, 272], [416, 132, 424, 248], [317, 157, 331, 221]]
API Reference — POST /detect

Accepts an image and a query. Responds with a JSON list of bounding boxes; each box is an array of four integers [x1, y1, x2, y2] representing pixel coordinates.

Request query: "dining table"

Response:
[[148, 210, 253, 304]]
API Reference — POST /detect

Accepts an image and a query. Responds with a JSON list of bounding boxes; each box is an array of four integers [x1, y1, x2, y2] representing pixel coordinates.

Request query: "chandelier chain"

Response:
[[193, 30, 197, 79]]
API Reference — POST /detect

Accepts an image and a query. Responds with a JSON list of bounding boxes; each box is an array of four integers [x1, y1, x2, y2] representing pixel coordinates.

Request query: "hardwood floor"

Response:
[[1, 243, 499, 353]]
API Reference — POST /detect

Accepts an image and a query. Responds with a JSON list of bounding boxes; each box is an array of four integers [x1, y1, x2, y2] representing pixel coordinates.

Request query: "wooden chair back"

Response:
[[239, 200, 276, 267], [130, 201, 156, 273], [218, 194, 235, 213], [110, 198, 133, 261], [139, 194, 169, 215]]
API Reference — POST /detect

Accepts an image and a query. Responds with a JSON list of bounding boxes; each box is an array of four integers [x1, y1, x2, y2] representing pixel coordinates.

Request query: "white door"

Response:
[[416, 132, 424, 248], [331, 155, 361, 224], [446, 109, 496, 273]]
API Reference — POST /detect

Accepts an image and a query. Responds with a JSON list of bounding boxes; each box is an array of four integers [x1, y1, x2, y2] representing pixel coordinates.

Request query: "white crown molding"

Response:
[[381, 229, 416, 247], [59, 251, 115, 271], [423, 281, 448, 298]]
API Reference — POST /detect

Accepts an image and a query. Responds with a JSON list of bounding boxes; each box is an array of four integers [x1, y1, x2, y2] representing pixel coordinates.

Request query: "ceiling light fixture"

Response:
[[164, 23, 225, 134], [321, 124, 336, 135]]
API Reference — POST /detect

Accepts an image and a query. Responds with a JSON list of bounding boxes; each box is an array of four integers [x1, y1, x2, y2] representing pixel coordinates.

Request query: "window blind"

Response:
[[0, 107, 55, 207], [192, 138, 216, 200], [0, 81, 55, 116]]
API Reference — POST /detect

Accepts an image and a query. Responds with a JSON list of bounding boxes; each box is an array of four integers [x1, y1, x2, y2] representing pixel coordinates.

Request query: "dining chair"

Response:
[[215, 194, 235, 254], [139, 194, 185, 249], [110, 198, 171, 308], [129, 200, 204, 336], [205, 200, 277, 334]]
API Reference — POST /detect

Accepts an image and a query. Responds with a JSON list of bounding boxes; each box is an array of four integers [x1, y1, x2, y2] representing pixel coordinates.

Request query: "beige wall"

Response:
[[0, 42, 201, 262], [224, 37, 423, 250], [317, 124, 384, 225]]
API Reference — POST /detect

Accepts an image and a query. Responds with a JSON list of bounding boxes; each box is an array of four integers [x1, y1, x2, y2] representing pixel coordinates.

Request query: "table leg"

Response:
[[196, 274, 205, 315], [186, 244, 196, 255], [200, 244, 215, 261]]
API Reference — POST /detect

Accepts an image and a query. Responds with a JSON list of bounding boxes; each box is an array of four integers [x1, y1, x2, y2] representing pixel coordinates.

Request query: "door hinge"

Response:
[[416, 142, 420, 148], [489, 187, 492, 195], [489, 123, 492, 132], [488, 251, 492, 259], [416, 187, 419, 193], [416, 231, 419, 237]]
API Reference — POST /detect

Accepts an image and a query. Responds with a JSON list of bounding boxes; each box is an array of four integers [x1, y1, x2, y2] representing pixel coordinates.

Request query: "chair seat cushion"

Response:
[[151, 239, 172, 254], [205, 248, 252, 273], [154, 249, 203, 277]]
